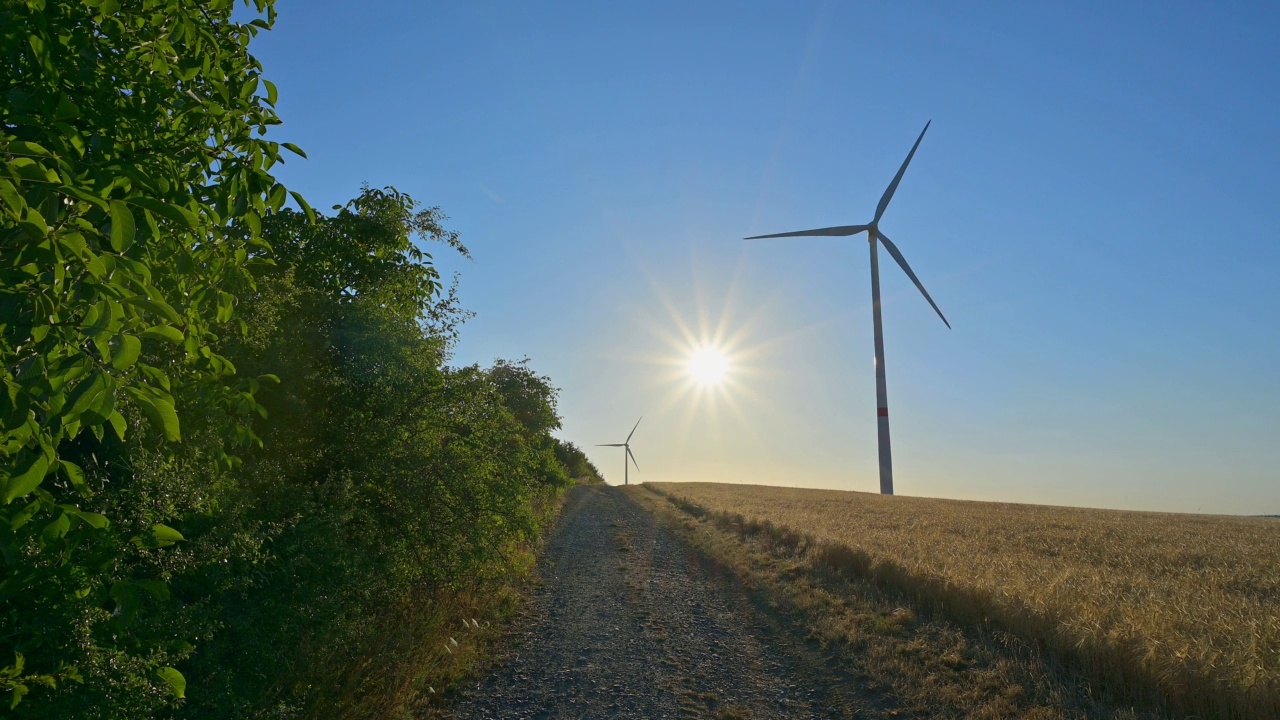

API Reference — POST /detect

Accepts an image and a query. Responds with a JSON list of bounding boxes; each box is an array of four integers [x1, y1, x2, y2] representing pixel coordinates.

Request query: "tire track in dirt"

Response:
[[445, 485, 893, 719]]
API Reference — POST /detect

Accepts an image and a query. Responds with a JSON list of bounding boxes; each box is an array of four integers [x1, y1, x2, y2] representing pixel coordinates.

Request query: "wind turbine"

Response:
[[745, 121, 949, 496], [597, 417, 641, 486]]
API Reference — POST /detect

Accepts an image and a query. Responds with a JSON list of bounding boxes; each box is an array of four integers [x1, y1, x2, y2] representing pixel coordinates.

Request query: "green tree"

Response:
[[176, 188, 566, 718], [554, 439, 605, 484], [1, 0, 304, 713], [3, 3, 580, 716]]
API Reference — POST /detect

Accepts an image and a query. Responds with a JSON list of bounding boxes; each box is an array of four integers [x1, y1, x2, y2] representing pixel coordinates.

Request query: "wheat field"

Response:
[[648, 482, 1280, 719]]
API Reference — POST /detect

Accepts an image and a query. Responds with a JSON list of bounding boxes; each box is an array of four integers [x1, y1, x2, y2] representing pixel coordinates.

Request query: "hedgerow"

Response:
[[2, 2, 571, 716]]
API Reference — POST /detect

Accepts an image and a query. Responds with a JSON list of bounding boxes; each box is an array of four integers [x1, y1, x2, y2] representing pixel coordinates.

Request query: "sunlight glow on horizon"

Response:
[[621, 251, 869, 469]]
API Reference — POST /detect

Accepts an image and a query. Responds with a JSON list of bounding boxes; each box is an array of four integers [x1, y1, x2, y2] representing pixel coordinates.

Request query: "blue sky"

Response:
[[251, 1, 1279, 513]]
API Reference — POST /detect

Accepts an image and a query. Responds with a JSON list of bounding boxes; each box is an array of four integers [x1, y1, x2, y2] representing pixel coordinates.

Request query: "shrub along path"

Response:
[[443, 485, 888, 719]]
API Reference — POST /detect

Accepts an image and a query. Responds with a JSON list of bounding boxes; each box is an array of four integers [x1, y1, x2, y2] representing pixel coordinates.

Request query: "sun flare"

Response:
[[688, 346, 728, 386], [632, 259, 802, 448]]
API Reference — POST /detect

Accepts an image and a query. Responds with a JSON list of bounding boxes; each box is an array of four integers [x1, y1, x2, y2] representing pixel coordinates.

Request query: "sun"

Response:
[[630, 257, 796, 443], [688, 346, 729, 386]]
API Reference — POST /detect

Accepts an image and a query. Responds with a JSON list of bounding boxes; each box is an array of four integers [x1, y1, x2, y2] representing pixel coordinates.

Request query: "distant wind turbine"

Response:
[[597, 417, 642, 486], [745, 121, 949, 496]]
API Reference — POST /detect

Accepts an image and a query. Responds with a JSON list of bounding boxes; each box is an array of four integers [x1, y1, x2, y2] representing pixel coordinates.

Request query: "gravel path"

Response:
[[445, 485, 888, 720]]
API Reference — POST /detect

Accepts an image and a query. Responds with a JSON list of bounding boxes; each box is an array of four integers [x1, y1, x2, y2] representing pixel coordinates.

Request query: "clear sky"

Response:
[[250, 1, 1279, 514]]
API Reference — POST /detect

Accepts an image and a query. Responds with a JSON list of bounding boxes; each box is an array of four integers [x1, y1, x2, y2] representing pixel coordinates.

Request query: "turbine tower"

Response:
[[597, 417, 641, 486], [746, 122, 949, 495]]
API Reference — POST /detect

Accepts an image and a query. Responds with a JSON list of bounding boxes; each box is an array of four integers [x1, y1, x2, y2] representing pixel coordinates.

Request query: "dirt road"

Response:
[[446, 485, 887, 719]]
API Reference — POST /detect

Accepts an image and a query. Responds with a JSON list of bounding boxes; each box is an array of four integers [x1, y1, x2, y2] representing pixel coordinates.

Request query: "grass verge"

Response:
[[303, 493, 565, 720]]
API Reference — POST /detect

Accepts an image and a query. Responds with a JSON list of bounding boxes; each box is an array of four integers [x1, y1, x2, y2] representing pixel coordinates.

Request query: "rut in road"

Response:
[[446, 485, 892, 719]]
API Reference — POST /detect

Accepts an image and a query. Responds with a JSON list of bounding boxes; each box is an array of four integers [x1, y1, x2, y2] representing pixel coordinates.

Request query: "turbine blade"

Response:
[[596, 443, 625, 447], [745, 224, 869, 240], [626, 416, 642, 442], [877, 231, 950, 329], [873, 121, 930, 224], [627, 446, 639, 471]]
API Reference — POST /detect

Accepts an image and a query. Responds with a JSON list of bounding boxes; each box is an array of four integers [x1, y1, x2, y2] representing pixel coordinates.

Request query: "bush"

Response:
[[555, 440, 605, 484], [2, 3, 576, 716]]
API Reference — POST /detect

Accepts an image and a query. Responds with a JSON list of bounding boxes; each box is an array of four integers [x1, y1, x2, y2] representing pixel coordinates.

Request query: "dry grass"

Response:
[[297, 580, 524, 720], [299, 493, 563, 720], [646, 482, 1280, 720], [629, 486, 1150, 719]]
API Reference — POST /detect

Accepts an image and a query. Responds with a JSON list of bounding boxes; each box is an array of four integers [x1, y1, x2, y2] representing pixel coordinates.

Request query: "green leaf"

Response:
[[20, 206, 47, 239], [216, 291, 234, 322], [41, 512, 71, 542], [56, 230, 87, 256], [239, 76, 259, 101], [113, 254, 152, 284], [7, 501, 41, 531], [107, 411, 127, 441], [56, 122, 86, 156], [57, 184, 110, 211], [5, 140, 52, 157], [4, 452, 50, 504], [137, 363, 171, 392], [0, 179, 23, 215], [152, 524, 184, 544], [262, 79, 278, 105], [156, 667, 186, 699], [122, 295, 183, 325], [59, 460, 90, 497], [140, 325, 184, 344], [63, 507, 109, 529], [267, 183, 286, 210], [108, 200, 136, 252], [123, 386, 180, 441], [242, 210, 261, 237], [290, 190, 315, 224], [61, 371, 111, 425], [132, 523, 184, 549], [128, 197, 197, 230], [81, 248, 107, 278], [109, 334, 141, 370], [281, 142, 306, 158], [141, 207, 161, 239]]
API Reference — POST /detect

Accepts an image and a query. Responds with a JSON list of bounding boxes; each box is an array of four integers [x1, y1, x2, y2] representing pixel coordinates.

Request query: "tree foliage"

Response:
[[555, 440, 605, 484], [175, 188, 569, 719], [2, 0, 300, 712], [1, 3, 575, 717]]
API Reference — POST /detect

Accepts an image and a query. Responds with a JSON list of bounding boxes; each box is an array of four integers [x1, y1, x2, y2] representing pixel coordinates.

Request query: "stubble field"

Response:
[[647, 482, 1280, 719]]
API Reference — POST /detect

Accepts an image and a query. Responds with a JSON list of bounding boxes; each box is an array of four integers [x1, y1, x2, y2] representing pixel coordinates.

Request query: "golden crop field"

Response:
[[648, 482, 1280, 719]]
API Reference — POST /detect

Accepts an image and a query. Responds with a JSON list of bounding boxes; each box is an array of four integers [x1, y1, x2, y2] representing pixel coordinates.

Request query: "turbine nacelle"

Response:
[[596, 417, 642, 485], [743, 121, 948, 329]]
